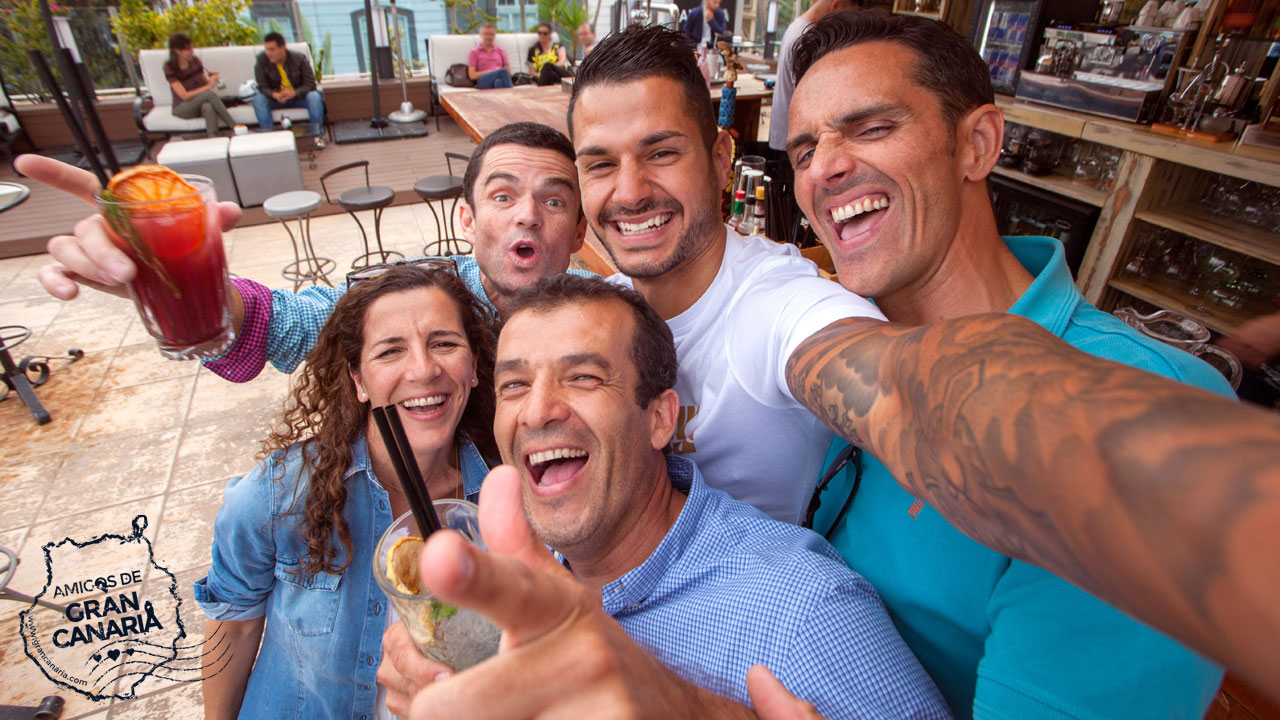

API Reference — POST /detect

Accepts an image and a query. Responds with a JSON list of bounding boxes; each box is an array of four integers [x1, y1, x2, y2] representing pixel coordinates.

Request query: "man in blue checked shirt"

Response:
[[382, 273, 951, 719]]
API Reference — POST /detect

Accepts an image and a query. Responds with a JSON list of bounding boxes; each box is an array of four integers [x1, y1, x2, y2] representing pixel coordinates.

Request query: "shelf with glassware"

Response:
[[1096, 161, 1280, 338], [990, 164, 1108, 207]]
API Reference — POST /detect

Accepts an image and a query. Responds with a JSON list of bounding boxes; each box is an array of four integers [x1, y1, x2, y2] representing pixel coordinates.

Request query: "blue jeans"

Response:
[[475, 68, 513, 89], [252, 91, 324, 129]]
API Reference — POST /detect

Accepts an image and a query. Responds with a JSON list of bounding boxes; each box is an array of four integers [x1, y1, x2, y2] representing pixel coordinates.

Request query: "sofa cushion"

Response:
[[143, 104, 311, 133]]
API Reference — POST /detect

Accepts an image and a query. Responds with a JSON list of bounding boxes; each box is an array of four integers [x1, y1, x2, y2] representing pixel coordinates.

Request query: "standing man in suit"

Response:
[[684, 0, 728, 47], [252, 31, 325, 142]]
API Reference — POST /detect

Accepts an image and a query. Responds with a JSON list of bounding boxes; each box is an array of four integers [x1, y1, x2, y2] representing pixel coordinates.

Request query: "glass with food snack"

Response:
[[95, 166, 233, 359], [373, 500, 502, 670]]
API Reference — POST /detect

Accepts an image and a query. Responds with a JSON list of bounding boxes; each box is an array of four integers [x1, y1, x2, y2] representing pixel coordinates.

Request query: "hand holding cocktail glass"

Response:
[[15, 154, 242, 312], [93, 166, 236, 359]]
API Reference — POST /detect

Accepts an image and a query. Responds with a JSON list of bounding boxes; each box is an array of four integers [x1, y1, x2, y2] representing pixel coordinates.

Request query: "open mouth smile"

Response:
[[398, 394, 448, 420], [525, 446, 589, 489], [613, 212, 673, 237], [828, 194, 891, 244]]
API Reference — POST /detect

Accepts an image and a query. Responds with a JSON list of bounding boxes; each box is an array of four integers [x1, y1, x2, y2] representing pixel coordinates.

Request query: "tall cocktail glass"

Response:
[[374, 500, 501, 670], [95, 174, 234, 359]]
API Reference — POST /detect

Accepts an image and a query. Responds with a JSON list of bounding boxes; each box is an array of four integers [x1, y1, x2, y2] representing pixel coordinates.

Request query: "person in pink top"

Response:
[[469, 24, 513, 89]]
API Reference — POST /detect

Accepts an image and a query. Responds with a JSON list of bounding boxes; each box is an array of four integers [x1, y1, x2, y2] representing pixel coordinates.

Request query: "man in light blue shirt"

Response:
[[785, 11, 1228, 719], [484, 274, 950, 719]]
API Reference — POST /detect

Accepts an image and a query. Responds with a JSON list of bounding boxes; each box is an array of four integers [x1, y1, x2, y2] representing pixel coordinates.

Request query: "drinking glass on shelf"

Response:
[[1094, 146, 1121, 192], [1072, 145, 1100, 188]]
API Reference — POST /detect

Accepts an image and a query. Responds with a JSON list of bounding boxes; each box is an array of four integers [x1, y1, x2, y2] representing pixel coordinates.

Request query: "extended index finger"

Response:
[[15, 154, 102, 204]]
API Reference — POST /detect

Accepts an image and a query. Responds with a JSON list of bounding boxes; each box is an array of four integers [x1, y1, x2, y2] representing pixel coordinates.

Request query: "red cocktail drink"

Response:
[[96, 172, 234, 360]]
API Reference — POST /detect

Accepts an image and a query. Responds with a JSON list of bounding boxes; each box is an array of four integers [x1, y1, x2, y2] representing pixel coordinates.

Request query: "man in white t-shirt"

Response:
[[566, 24, 883, 523]]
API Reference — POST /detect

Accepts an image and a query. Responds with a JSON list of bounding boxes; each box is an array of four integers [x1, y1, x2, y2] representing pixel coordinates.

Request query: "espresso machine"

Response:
[[1014, 23, 1191, 122]]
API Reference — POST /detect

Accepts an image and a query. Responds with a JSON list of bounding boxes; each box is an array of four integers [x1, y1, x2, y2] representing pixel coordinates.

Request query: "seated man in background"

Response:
[[469, 23, 513, 89], [20, 122, 590, 381], [684, 0, 728, 47], [576, 22, 597, 58], [381, 273, 951, 719], [253, 31, 324, 141]]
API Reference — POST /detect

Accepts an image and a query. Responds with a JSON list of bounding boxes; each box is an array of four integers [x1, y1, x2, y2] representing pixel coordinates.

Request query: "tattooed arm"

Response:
[[786, 314, 1280, 701]]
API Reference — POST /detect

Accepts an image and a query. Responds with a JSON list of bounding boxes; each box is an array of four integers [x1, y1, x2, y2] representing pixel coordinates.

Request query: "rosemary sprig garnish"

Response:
[[100, 190, 183, 298]]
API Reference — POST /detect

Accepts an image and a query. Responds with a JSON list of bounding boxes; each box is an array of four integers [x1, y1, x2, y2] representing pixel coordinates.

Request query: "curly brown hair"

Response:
[[262, 265, 499, 578]]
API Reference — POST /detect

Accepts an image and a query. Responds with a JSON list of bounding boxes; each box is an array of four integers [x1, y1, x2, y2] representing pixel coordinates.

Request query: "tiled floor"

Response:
[[0, 203, 454, 717]]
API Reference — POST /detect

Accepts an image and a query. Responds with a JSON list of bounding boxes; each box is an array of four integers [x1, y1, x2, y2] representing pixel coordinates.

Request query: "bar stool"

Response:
[[264, 190, 335, 292], [414, 151, 473, 257], [319, 160, 401, 269]]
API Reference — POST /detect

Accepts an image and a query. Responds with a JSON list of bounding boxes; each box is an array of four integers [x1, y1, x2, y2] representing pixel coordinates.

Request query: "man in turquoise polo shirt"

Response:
[[783, 11, 1232, 719]]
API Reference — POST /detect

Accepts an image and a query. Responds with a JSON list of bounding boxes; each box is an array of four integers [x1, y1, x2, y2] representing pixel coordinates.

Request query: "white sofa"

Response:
[[134, 43, 317, 141], [426, 32, 540, 127]]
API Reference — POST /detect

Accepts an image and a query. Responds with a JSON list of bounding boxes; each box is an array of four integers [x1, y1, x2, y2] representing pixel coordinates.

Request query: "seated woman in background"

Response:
[[528, 22, 572, 85], [164, 33, 236, 138], [193, 263, 498, 720]]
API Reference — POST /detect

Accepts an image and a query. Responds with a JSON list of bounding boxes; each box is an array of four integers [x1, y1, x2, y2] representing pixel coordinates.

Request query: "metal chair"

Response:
[[414, 151, 473, 257], [319, 160, 401, 270], [263, 190, 335, 292], [2, 325, 83, 425]]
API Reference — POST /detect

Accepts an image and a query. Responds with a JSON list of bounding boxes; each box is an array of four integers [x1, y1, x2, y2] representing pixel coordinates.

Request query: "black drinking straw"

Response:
[[371, 405, 443, 536]]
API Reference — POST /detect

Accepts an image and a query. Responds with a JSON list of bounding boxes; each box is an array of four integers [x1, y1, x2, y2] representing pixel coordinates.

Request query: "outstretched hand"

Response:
[[14, 154, 242, 300], [408, 465, 756, 719]]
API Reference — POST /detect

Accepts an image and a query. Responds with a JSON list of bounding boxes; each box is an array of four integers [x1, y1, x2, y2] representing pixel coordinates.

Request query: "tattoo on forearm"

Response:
[[786, 314, 1280, 696]]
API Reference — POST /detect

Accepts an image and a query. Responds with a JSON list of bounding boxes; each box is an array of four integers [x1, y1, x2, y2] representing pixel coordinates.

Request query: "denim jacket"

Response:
[[193, 435, 489, 720]]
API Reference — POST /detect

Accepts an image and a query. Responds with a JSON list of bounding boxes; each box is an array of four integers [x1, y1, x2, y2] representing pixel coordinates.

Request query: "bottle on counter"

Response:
[[752, 184, 767, 238]]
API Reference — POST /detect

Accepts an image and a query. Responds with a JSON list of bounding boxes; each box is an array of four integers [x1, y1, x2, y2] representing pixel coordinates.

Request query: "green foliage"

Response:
[[300, 13, 333, 78], [111, 0, 259, 59], [0, 0, 68, 100], [534, 0, 588, 57], [444, 0, 497, 34]]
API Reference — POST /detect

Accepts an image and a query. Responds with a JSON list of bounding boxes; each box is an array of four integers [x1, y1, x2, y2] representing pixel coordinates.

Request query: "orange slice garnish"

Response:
[[107, 165, 197, 201], [386, 535, 425, 595]]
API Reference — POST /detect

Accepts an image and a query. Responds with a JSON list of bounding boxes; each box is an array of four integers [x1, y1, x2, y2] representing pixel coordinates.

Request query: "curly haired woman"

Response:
[[194, 264, 498, 719]]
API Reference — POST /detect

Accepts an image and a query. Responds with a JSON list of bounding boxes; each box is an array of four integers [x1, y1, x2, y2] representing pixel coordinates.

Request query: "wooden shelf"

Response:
[[894, 9, 942, 18], [994, 95, 1280, 187], [1108, 275, 1259, 335], [990, 165, 1107, 207], [1135, 202, 1280, 267]]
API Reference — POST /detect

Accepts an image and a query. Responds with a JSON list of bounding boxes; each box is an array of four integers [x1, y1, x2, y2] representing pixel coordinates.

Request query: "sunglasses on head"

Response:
[[345, 257, 459, 287]]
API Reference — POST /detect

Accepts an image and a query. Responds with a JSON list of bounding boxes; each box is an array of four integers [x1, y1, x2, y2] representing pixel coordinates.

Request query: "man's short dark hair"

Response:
[[462, 122, 578, 215], [264, 31, 286, 47], [505, 275, 677, 407], [480, 22, 496, 32], [790, 11, 993, 130], [568, 24, 717, 151]]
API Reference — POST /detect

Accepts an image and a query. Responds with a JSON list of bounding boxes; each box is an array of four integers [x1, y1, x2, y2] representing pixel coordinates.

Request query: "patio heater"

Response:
[[387, 0, 427, 124], [332, 0, 426, 142]]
